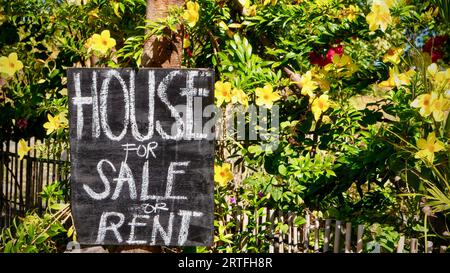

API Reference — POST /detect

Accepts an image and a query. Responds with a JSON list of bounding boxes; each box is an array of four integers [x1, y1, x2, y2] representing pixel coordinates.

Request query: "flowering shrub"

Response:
[[0, 0, 450, 252]]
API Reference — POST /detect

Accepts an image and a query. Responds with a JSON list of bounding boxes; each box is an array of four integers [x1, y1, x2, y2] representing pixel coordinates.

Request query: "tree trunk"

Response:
[[115, 0, 184, 253], [141, 0, 184, 68]]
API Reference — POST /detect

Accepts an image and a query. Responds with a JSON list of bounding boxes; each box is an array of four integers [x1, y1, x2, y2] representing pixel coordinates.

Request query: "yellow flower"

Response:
[[18, 139, 31, 160], [379, 67, 414, 89], [255, 84, 281, 109], [231, 88, 248, 107], [427, 63, 439, 78], [215, 81, 232, 106], [243, 5, 257, 16], [430, 93, 450, 122], [332, 54, 352, 68], [183, 37, 191, 49], [43, 114, 62, 135], [58, 111, 69, 127], [339, 5, 360, 21], [331, 54, 358, 78], [378, 0, 396, 8], [299, 71, 318, 97], [88, 8, 100, 23], [214, 163, 233, 187], [263, 0, 278, 6], [90, 30, 116, 55], [427, 64, 450, 90], [316, 78, 330, 92], [366, 1, 392, 32], [183, 1, 200, 27], [84, 37, 93, 50], [415, 132, 445, 163], [311, 94, 331, 121], [0, 53, 23, 77], [383, 47, 403, 65], [411, 93, 433, 117]]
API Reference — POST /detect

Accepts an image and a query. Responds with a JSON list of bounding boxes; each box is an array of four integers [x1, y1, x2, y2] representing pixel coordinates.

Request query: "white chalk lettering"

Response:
[[155, 71, 184, 140], [111, 161, 137, 200], [129, 71, 155, 141], [83, 159, 115, 200], [165, 162, 189, 200], [91, 71, 100, 138], [180, 71, 198, 140], [122, 142, 158, 161], [72, 72, 93, 140], [178, 210, 203, 245], [96, 212, 125, 244], [150, 213, 174, 245], [126, 214, 150, 245], [100, 70, 130, 141], [142, 202, 168, 214]]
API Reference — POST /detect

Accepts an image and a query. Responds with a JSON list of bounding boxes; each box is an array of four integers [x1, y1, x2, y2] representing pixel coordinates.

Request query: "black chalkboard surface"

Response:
[[68, 68, 215, 246]]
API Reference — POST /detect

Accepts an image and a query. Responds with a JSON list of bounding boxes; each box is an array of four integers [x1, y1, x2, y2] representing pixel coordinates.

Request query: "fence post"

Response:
[[410, 238, 418, 253], [323, 219, 331, 252], [303, 213, 310, 252], [426, 241, 433, 253], [344, 222, 352, 253], [356, 224, 364, 253], [268, 209, 275, 253], [397, 236, 405, 253], [334, 220, 342, 253], [314, 219, 320, 253]]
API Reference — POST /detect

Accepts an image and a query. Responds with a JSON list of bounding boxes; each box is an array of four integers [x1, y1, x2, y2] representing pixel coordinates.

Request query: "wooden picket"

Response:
[[221, 208, 447, 253], [0, 138, 69, 228]]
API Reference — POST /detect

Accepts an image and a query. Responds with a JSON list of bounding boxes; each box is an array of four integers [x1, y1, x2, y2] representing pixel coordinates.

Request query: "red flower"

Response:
[[310, 45, 345, 67], [326, 45, 344, 63], [17, 118, 28, 130], [431, 51, 443, 63], [423, 35, 448, 62], [309, 51, 328, 66], [334, 45, 344, 55], [423, 35, 448, 52], [186, 48, 193, 58]]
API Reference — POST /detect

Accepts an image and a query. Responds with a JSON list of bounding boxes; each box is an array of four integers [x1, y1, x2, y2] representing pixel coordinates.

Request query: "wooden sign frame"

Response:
[[68, 68, 215, 246]]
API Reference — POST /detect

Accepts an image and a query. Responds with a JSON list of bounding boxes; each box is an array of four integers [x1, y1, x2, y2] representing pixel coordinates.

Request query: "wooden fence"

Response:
[[0, 139, 68, 228], [220, 208, 448, 253]]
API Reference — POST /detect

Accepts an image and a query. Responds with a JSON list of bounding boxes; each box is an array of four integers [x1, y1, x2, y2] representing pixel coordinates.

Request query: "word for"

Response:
[[122, 142, 158, 160]]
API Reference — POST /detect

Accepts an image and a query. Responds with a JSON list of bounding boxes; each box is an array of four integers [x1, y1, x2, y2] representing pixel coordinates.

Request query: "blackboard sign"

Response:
[[68, 68, 215, 246]]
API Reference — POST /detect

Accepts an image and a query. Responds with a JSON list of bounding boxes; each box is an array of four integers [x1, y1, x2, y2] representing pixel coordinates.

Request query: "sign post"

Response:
[[68, 68, 215, 247]]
